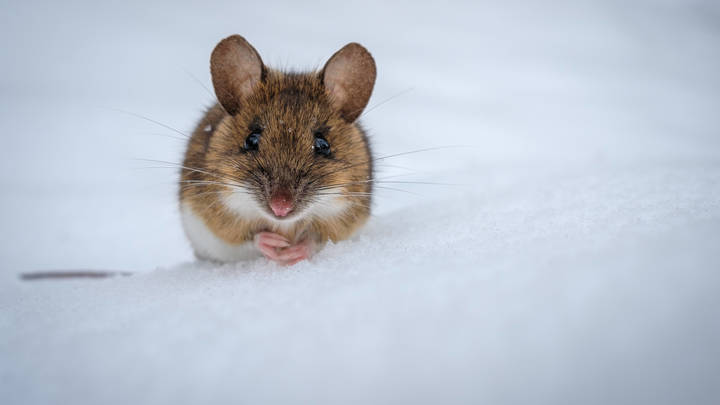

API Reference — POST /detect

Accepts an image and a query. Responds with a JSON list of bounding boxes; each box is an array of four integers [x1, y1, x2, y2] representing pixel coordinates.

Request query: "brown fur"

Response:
[[179, 36, 375, 249]]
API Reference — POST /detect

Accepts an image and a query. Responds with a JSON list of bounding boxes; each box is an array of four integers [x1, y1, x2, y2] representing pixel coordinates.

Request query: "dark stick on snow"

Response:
[[20, 271, 133, 281]]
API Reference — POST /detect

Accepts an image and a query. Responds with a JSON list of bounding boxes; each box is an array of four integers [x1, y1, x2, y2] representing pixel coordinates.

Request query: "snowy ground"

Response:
[[2, 1, 720, 404]]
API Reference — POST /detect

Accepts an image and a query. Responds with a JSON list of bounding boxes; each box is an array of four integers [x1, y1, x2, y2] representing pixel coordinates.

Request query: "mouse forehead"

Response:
[[245, 74, 332, 130], [263, 87, 329, 129]]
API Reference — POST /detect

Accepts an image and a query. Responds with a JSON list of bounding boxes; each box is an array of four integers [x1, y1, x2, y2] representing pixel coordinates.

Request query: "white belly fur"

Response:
[[181, 191, 350, 262], [180, 202, 260, 262]]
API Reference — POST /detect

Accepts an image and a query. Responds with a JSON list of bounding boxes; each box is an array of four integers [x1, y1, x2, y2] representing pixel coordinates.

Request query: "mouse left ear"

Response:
[[321, 43, 376, 122], [210, 35, 265, 115]]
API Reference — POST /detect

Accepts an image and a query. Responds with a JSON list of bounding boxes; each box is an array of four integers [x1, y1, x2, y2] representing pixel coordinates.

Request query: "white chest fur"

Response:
[[180, 202, 260, 262], [181, 189, 350, 263]]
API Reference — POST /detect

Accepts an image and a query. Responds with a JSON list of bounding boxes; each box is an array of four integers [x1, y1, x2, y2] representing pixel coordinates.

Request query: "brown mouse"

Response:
[[179, 35, 376, 265]]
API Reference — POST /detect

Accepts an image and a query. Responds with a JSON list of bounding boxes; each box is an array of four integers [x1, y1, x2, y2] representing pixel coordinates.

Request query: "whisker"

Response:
[[318, 186, 418, 196], [377, 180, 462, 186], [374, 145, 472, 162], [316, 192, 374, 197], [331, 145, 472, 175], [110, 108, 190, 139], [374, 163, 418, 172], [179, 180, 245, 188], [184, 69, 215, 99], [317, 178, 461, 191], [133, 158, 249, 185], [359, 87, 414, 118], [372, 185, 422, 196], [186, 188, 255, 200], [139, 132, 190, 142], [179, 184, 253, 195]]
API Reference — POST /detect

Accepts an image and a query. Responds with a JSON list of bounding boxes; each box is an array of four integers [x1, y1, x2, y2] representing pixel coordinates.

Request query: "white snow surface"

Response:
[[1, 1, 720, 404]]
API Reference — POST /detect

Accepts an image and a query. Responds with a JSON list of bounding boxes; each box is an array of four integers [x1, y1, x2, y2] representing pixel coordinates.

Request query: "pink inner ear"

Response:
[[322, 43, 376, 122], [210, 35, 264, 115], [237, 69, 260, 98], [325, 80, 347, 107]]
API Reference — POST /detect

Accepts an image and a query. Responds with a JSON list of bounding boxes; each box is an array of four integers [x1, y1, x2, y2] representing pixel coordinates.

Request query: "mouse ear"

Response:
[[210, 35, 265, 115], [321, 43, 376, 122]]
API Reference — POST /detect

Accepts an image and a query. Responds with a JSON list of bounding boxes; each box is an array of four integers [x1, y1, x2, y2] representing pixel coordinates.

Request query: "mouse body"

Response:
[[179, 35, 376, 265]]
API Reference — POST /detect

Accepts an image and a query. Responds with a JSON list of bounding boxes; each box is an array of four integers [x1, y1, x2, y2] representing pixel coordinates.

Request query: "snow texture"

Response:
[[1, 1, 720, 404]]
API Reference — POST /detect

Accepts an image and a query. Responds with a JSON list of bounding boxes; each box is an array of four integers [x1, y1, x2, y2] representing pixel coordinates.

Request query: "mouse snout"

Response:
[[269, 190, 294, 217]]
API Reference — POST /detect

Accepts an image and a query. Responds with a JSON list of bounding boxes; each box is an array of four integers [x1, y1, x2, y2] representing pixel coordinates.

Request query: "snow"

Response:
[[1, 0, 720, 404]]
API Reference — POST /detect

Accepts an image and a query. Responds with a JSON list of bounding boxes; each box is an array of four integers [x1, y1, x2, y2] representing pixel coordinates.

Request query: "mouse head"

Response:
[[205, 35, 376, 223]]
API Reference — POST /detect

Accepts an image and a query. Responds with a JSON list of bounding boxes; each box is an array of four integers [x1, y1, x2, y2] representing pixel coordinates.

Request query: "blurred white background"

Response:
[[1, 1, 719, 404], [2, 0, 718, 271]]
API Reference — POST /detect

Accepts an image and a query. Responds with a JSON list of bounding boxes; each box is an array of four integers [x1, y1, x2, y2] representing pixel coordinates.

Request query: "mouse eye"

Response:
[[313, 136, 331, 157], [243, 130, 261, 152]]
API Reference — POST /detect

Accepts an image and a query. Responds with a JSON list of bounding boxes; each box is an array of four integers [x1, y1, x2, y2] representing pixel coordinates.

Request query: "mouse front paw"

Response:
[[254, 232, 315, 266]]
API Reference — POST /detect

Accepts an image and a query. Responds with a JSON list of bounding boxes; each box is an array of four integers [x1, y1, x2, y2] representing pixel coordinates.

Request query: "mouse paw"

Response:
[[279, 239, 315, 266], [254, 232, 290, 261], [254, 232, 314, 266]]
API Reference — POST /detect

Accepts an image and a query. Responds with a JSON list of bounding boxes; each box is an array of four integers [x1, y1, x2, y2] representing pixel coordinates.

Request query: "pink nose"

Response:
[[270, 192, 293, 217]]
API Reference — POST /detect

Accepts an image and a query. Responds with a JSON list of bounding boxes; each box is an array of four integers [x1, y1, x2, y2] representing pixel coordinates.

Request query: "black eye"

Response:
[[313, 136, 331, 157], [243, 131, 261, 152]]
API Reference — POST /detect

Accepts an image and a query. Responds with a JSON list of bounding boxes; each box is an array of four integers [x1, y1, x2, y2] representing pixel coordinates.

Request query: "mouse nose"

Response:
[[269, 191, 294, 217]]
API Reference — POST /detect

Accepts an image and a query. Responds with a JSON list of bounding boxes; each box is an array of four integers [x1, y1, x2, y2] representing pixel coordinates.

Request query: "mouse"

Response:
[[179, 35, 377, 266]]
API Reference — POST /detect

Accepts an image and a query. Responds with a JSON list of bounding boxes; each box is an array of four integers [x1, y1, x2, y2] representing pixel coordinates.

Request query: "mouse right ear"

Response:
[[210, 35, 265, 115]]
